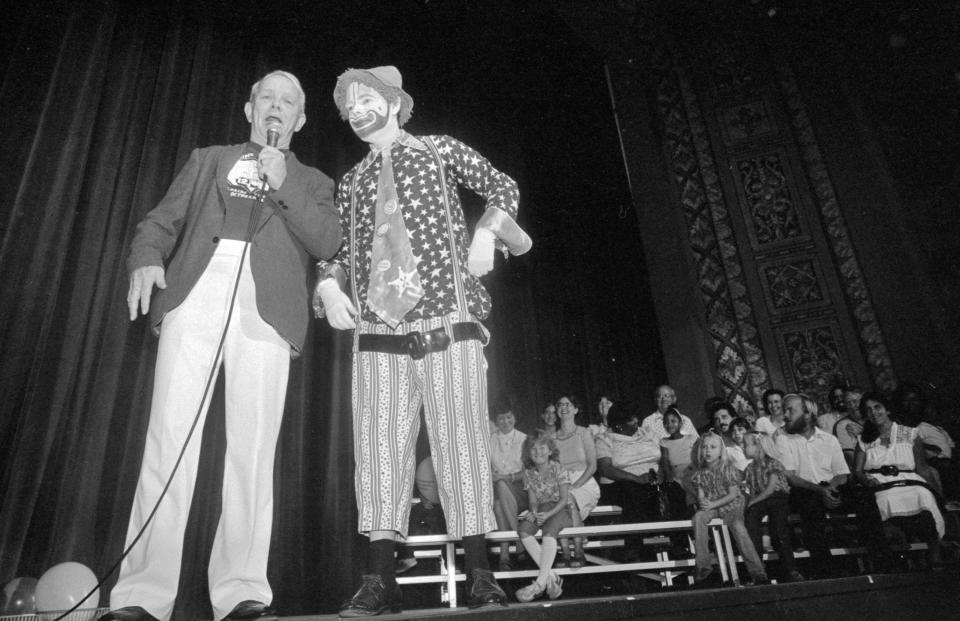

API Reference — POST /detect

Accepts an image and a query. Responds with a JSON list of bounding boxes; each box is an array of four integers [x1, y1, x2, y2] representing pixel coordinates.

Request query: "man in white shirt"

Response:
[[640, 385, 698, 442], [781, 393, 883, 577]]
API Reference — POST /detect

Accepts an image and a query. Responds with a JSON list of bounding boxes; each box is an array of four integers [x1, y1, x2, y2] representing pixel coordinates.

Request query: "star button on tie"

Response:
[[365, 146, 424, 327]]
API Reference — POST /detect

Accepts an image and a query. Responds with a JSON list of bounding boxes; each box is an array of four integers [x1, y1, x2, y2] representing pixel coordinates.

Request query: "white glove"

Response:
[[314, 279, 358, 330], [467, 228, 496, 277]]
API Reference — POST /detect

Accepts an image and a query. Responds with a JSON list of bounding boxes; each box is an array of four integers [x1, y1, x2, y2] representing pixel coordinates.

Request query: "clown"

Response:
[[314, 66, 530, 616]]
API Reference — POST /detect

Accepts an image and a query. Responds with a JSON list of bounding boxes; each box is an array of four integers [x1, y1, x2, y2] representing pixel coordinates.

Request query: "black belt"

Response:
[[866, 466, 914, 476], [358, 322, 484, 360]]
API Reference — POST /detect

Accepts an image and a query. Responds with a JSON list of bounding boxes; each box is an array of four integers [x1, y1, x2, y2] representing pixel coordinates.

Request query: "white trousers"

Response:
[[111, 240, 290, 621]]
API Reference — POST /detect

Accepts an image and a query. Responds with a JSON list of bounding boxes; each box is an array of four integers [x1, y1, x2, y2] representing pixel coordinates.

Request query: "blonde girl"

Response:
[[514, 430, 569, 602], [690, 431, 768, 585]]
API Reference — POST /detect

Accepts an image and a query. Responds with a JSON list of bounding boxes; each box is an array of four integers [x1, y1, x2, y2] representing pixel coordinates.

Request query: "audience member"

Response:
[[817, 384, 847, 434], [892, 382, 957, 499], [708, 401, 735, 435], [554, 393, 601, 567], [642, 385, 698, 442], [596, 400, 663, 559], [696, 397, 722, 435], [836, 386, 866, 468], [589, 394, 614, 437], [854, 392, 944, 567], [514, 431, 567, 602], [489, 400, 528, 571], [660, 407, 698, 515], [725, 416, 750, 471], [780, 392, 885, 577], [539, 402, 559, 440], [690, 431, 768, 586], [742, 433, 804, 583], [395, 457, 446, 574], [755, 388, 787, 462]]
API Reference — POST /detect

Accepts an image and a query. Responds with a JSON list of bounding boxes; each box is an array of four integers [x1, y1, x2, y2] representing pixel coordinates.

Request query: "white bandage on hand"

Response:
[[467, 228, 496, 277]]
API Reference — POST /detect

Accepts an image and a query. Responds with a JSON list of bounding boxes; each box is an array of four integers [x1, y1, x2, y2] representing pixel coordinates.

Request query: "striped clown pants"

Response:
[[352, 312, 498, 539]]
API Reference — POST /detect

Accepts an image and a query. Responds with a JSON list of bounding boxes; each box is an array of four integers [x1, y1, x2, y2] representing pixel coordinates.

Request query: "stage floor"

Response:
[[274, 570, 959, 620]]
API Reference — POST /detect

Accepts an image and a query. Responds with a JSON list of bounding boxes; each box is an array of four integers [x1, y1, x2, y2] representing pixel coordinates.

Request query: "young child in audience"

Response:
[[690, 431, 769, 586], [514, 430, 569, 602], [741, 432, 805, 582], [725, 417, 751, 471], [660, 407, 697, 517]]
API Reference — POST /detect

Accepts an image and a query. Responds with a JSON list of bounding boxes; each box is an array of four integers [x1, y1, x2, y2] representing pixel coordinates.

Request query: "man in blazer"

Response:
[[101, 70, 340, 621]]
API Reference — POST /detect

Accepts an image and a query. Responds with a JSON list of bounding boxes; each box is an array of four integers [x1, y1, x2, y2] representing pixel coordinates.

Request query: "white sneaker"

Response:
[[546, 571, 563, 600], [515, 580, 546, 602], [395, 557, 418, 574]]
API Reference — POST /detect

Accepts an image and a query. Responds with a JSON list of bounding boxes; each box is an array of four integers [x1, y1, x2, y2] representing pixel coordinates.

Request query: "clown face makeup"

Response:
[[345, 82, 396, 140]]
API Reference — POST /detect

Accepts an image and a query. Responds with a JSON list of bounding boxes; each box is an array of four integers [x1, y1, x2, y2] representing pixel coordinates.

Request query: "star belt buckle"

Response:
[[879, 465, 900, 476]]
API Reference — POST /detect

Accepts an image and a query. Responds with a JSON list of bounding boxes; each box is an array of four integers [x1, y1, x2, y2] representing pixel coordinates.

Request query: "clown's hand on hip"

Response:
[[467, 208, 532, 277], [467, 228, 496, 277], [312, 263, 357, 330]]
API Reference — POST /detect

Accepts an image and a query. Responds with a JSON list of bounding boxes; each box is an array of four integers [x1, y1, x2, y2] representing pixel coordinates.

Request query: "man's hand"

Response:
[[467, 228, 496, 277], [314, 278, 358, 330], [820, 485, 841, 509], [258, 146, 287, 190], [127, 266, 167, 320]]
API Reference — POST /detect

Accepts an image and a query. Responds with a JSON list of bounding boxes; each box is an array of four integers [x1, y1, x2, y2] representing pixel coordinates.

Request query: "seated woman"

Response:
[[755, 389, 788, 463], [589, 393, 614, 437], [854, 392, 945, 567], [489, 402, 528, 571], [539, 401, 559, 440], [596, 400, 663, 559], [554, 393, 601, 567]]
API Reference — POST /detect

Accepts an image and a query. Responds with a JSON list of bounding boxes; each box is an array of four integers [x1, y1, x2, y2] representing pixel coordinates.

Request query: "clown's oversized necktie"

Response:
[[365, 146, 424, 327]]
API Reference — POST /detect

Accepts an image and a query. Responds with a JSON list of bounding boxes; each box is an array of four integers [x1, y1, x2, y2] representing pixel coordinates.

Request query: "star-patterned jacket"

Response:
[[329, 132, 520, 324]]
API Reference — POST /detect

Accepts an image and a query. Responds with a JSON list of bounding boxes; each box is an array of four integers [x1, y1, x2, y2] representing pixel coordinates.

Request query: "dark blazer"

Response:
[[127, 143, 340, 354]]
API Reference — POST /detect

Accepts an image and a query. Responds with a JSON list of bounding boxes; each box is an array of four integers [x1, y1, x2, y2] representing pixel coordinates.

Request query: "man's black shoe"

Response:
[[466, 568, 507, 609], [96, 607, 159, 621], [339, 574, 402, 617], [223, 600, 277, 620]]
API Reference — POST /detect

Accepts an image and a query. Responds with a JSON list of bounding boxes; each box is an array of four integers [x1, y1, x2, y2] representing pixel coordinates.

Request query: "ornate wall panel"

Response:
[[646, 26, 895, 409], [652, 45, 770, 415], [758, 254, 830, 313], [777, 322, 853, 398], [775, 65, 897, 392]]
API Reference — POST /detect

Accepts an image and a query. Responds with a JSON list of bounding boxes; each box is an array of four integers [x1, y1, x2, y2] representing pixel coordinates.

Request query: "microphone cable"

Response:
[[52, 135, 279, 621]]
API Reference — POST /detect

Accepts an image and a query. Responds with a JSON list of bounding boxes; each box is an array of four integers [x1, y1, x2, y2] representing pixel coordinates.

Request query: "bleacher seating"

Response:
[[396, 502, 960, 607], [396, 505, 738, 607]]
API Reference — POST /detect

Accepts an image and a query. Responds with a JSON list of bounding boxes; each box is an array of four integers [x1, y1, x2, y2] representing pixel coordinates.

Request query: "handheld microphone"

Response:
[[266, 123, 281, 148]]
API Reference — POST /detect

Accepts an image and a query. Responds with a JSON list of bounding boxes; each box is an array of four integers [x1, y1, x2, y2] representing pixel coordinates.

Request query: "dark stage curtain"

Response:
[[0, 2, 664, 617]]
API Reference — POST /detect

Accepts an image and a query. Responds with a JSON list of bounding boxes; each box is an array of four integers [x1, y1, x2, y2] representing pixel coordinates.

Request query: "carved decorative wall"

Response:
[[649, 29, 895, 409], [651, 45, 770, 415]]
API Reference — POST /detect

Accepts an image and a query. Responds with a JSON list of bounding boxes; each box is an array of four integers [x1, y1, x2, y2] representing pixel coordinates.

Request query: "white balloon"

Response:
[[35, 562, 99, 614]]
